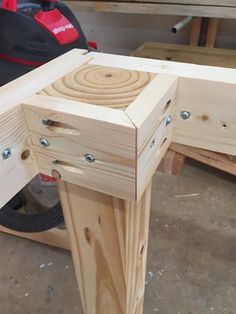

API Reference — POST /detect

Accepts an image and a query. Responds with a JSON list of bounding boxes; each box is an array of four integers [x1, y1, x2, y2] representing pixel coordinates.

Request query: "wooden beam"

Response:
[[58, 180, 152, 314], [0, 49, 91, 208], [125, 74, 177, 198], [0, 226, 70, 251], [131, 42, 236, 68], [88, 52, 236, 156], [65, 1, 236, 18], [206, 18, 220, 48], [23, 95, 136, 200], [189, 17, 202, 46], [170, 143, 236, 176]]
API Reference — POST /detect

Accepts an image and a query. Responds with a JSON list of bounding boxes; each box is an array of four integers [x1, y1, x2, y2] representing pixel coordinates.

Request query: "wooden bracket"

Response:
[[0, 49, 235, 314]]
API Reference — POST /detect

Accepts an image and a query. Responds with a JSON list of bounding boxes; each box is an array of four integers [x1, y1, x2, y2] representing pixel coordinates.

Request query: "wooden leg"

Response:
[[158, 149, 186, 175], [189, 17, 202, 46], [58, 181, 152, 314], [206, 18, 219, 48]]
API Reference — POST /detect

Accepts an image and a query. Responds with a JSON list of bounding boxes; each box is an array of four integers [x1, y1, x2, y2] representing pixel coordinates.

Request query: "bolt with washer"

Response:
[[84, 154, 95, 163], [166, 115, 172, 126], [2, 148, 12, 160], [40, 138, 50, 147], [180, 111, 191, 120]]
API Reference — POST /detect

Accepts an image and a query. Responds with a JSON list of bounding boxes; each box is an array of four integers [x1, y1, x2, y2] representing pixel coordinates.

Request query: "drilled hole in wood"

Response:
[[160, 137, 168, 149], [47, 121, 80, 136], [222, 122, 227, 129], [21, 150, 30, 160], [160, 99, 172, 116], [150, 139, 156, 148], [140, 245, 145, 256]]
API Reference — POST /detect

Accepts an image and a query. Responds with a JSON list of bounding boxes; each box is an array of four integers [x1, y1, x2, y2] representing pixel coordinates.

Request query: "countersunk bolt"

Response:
[[40, 138, 50, 147], [166, 115, 172, 126], [84, 153, 95, 163], [2, 148, 12, 160], [180, 111, 191, 120]]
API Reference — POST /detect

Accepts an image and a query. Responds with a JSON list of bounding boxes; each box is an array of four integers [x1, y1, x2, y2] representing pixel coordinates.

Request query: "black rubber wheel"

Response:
[[0, 194, 64, 233]]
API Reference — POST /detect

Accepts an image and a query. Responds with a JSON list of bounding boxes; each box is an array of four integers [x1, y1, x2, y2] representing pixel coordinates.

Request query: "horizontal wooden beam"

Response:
[[131, 42, 236, 68], [0, 226, 70, 250], [88, 52, 236, 156], [65, 1, 236, 18], [0, 50, 91, 208]]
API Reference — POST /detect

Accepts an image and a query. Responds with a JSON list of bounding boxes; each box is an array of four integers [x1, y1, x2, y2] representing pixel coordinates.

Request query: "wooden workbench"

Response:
[[0, 49, 235, 313]]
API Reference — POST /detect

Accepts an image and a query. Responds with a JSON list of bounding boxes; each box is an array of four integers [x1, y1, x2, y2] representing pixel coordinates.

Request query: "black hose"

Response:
[[0, 199, 64, 233]]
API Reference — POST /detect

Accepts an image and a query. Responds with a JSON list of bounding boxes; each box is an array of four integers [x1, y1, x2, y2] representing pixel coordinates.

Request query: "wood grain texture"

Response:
[[23, 95, 137, 200], [58, 180, 152, 314], [206, 18, 219, 48], [0, 104, 38, 208], [88, 52, 236, 83], [66, 1, 236, 18], [89, 52, 236, 155], [125, 74, 177, 199], [189, 17, 202, 47], [131, 42, 236, 69], [40, 64, 155, 110], [0, 49, 90, 207], [0, 226, 70, 250], [173, 77, 236, 156], [170, 143, 236, 176]]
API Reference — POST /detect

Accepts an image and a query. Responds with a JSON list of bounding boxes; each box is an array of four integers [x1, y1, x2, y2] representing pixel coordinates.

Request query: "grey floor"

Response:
[[0, 159, 236, 314]]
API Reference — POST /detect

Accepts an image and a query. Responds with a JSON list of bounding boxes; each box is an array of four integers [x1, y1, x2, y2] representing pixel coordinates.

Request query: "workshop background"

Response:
[[0, 5, 236, 314]]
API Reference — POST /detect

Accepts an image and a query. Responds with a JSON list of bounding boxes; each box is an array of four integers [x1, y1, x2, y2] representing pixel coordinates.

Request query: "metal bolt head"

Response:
[[40, 138, 50, 147], [166, 115, 172, 126], [2, 148, 12, 160], [180, 111, 191, 120], [42, 119, 51, 126], [84, 154, 95, 163]]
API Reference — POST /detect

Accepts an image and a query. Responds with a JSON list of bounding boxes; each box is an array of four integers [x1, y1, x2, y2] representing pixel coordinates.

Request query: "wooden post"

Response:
[[189, 17, 202, 46], [206, 18, 219, 48], [58, 180, 152, 314]]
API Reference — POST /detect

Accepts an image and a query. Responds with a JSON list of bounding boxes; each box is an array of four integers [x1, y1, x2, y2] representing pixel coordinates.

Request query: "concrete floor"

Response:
[[0, 159, 236, 314]]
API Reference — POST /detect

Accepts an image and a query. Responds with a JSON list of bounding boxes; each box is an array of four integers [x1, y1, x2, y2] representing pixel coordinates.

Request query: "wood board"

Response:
[[65, 1, 236, 18]]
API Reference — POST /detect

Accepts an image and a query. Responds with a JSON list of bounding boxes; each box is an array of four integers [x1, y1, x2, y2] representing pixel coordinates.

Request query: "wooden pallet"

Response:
[[0, 49, 235, 314]]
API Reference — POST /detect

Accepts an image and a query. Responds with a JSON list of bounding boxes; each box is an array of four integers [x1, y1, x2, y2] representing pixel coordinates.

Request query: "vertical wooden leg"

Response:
[[58, 181, 152, 314], [189, 17, 202, 46]]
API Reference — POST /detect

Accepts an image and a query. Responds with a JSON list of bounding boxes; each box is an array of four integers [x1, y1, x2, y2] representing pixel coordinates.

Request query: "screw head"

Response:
[[180, 111, 191, 120], [166, 115, 172, 126], [2, 148, 12, 160], [42, 119, 51, 126], [84, 154, 95, 163], [40, 138, 50, 147]]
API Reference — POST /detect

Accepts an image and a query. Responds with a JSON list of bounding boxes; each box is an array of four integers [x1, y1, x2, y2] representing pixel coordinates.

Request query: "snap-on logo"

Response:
[[53, 23, 74, 34]]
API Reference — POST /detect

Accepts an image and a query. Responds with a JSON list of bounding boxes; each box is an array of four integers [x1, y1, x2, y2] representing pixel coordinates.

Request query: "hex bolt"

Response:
[[84, 153, 95, 163], [40, 138, 50, 147], [2, 148, 12, 160], [166, 115, 172, 126], [180, 111, 191, 120]]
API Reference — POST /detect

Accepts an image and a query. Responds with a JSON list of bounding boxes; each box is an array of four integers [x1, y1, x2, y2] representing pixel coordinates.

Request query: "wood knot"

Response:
[[201, 114, 209, 121], [105, 73, 113, 78]]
